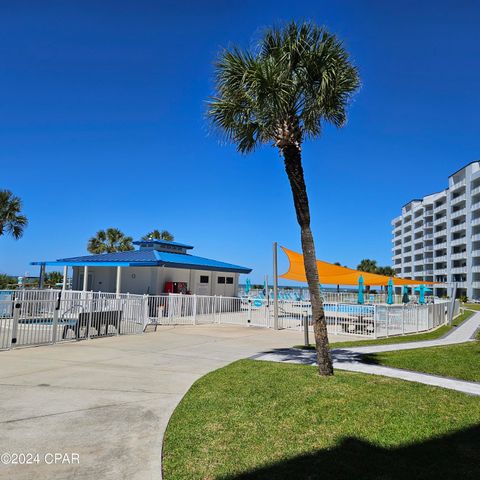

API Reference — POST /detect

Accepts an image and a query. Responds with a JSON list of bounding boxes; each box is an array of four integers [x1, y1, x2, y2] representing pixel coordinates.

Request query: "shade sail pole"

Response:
[[273, 242, 279, 330]]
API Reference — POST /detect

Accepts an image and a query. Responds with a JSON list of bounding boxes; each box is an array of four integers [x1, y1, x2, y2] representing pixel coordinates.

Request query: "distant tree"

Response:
[[376, 266, 396, 277], [87, 228, 134, 254], [0, 190, 28, 239], [356, 259, 378, 273], [44, 271, 63, 287], [0, 273, 15, 289], [142, 229, 174, 241]]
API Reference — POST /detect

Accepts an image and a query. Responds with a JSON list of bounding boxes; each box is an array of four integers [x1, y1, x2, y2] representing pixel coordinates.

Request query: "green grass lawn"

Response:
[[364, 331, 480, 383], [463, 303, 480, 311], [162, 360, 480, 480], [294, 310, 474, 350]]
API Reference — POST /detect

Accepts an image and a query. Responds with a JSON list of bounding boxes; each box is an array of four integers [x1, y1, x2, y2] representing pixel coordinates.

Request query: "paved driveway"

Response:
[[0, 325, 353, 480]]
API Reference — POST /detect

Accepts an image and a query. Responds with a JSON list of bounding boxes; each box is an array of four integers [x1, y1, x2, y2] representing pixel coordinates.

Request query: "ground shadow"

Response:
[[250, 348, 366, 365], [221, 424, 480, 480]]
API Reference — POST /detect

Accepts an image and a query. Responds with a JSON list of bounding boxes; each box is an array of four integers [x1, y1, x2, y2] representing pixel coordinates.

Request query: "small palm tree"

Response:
[[143, 229, 174, 241], [208, 21, 360, 376], [87, 228, 134, 254], [0, 190, 28, 239]]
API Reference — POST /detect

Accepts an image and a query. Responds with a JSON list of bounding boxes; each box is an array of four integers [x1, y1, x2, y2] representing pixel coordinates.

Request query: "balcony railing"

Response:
[[433, 216, 447, 225], [434, 255, 447, 262], [450, 252, 467, 260], [471, 202, 480, 212], [450, 237, 466, 246], [472, 282, 480, 288], [472, 249, 480, 257], [434, 242, 447, 250], [471, 185, 480, 196], [451, 223, 466, 232], [450, 267, 467, 274], [450, 193, 466, 205], [471, 234, 480, 242], [450, 208, 466, 219], [450, 178, 466, 191], [471, 266, 480, 273]]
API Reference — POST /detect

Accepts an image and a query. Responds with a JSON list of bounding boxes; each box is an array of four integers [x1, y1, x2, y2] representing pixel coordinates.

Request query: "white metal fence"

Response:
[[146, 294, 454, 339], [0, 290, 147, 350], [0, 290, 457, 351]]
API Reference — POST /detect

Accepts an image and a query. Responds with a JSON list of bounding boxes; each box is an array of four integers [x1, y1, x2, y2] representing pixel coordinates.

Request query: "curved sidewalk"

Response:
[[254, 311, 480, 396]]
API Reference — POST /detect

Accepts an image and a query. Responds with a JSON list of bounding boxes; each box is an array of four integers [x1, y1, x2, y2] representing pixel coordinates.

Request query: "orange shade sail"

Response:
[[279, 247, 437, 286]]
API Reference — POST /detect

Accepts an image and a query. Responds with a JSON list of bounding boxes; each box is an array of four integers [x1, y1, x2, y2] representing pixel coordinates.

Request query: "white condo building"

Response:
[[391, 161, 480, 301]]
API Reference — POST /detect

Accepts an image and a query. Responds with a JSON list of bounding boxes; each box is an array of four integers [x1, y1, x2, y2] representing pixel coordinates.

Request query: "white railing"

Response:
[[0, 290, 455, 348], [0, 290, 147, 350]]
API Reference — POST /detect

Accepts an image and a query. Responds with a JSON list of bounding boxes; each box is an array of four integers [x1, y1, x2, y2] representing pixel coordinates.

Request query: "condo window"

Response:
[[217, 277, 226, 284], [200, 276, 209, 284], [226, 277, 234, 284]]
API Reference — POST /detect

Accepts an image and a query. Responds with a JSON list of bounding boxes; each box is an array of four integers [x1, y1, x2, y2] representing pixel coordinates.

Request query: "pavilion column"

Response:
[[62, 266, 68, 291], [82, 266, 89, 291], [116, 266, 122, 297]]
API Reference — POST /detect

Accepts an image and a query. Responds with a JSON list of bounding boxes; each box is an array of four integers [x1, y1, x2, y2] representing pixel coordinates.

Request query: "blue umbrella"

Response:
[[402, 285, 409, 304], [357, 275, 364, 305], [387, 278, 394, 305], [418, 284, 426, 304], [245, 278, 251, 295]]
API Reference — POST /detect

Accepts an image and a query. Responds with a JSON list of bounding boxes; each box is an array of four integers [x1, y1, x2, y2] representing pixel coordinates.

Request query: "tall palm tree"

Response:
[[142, 229, 174, 241], [207, 22, 360, 375], [87, 228, 134, 254], [0, 190, 28, 239]]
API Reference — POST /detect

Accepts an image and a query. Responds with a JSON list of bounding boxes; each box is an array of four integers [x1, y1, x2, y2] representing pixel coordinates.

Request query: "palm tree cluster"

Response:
[[357, 259, 396, 277], [87, 227, 175, 254], [142, 229, 174, 241], [208, 21, 360, 375], [0, 190, 28, 240], [87, 228, 134, 254]]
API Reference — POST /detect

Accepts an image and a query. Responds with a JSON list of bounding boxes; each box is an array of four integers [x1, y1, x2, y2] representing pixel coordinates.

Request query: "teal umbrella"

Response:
[[402, 285, 409, 304], [417, 284, 426, 304], [245, 278, 251, 295], [387, 278, 394, 305], [357, 275, 364, 305]]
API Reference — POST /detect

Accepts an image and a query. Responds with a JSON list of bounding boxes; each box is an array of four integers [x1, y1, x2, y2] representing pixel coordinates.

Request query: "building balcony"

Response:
[[434, 255, 447, 262], [435, 268, 447, 275], [451, 223, 466, 232], [472, 282, 480, 288], [433, 216, 447, 225], [450, 237, 466, 247], [450, 266, 467, 274], [450, 208, 466, 219], [471, 201, 480, 212], [454, 282, 467, 288], [471, 185, 480, 196], [450, 252, 467, 260], [472, 218, 480, 227], [424, 221, 433, 228], [472, 249, 480, 257], [424, 233, 434, 240], [450, 193, 466, 205], [423, 245, 434, 252], [434, 203, 447, 212], [450, 178, 466, 191], [434, 242, 447, 250], [471, 265, 480, 273], [471, 234, 480, 242]]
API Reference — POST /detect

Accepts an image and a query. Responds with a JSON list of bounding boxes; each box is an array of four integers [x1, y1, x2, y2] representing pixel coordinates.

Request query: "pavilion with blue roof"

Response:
[[32, 239, 252, 297]]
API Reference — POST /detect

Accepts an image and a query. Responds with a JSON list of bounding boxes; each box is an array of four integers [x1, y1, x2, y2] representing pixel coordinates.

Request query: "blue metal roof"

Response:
[[31, 248, 252, 274], [133, 239, 194, 249]]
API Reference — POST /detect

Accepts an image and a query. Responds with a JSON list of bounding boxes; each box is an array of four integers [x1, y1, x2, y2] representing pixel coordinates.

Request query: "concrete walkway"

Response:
[[254, 311, 480, 396], [0, 325, 352, 480]]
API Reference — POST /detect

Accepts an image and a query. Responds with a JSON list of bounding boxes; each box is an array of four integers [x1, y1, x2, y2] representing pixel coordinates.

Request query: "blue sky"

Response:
[[1, 0, 479, 283]]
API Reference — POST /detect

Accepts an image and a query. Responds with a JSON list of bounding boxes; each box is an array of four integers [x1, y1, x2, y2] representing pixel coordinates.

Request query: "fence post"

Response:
[[335, 303, 339, 335], [402, 305, 405, 335], [385, 307, 389, 337], [11, 299, 21, 348], [143, 295, 149, 330], [373, 305, 377, 339], [86, 291, 95, 340], [303, 310, 309, 346], [51, 291, 62, 344], [247, 299, 252, 325], [416, 306, 419, 332], [193, 294, 197, 325]]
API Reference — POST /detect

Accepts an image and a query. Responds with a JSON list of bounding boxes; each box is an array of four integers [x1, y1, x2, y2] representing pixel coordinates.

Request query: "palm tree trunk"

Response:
[[282, 144, 333, 376]]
